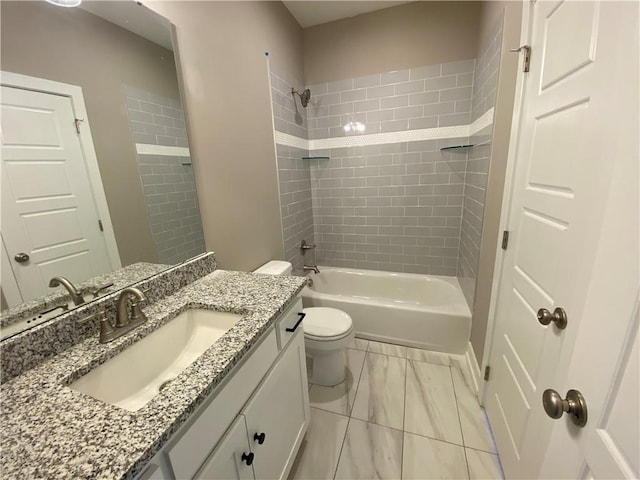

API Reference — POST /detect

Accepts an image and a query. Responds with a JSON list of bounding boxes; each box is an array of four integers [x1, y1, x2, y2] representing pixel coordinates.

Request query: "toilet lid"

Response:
[[302, 307, 352, 338]]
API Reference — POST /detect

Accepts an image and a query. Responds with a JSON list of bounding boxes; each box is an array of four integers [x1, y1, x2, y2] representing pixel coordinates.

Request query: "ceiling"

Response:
[[283, 1, 413, 28], [80, 1, 173, 51]]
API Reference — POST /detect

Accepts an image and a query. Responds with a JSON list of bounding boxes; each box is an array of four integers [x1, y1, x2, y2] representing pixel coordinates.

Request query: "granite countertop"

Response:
[[0, 270, 306, 479]]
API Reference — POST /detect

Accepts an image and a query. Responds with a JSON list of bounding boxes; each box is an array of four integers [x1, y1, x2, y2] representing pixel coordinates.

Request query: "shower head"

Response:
[[291, 88, 311, 108]]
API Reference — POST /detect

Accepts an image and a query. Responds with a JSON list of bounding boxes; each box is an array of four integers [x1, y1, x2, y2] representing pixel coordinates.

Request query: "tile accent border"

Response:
[[274, 131, 309, 151], [135, 143, 191, 157], [273, 108, 494, 151]]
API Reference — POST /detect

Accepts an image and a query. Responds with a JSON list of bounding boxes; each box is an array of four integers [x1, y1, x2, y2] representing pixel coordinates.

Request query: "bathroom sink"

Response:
[[69, 309, 242, 411]]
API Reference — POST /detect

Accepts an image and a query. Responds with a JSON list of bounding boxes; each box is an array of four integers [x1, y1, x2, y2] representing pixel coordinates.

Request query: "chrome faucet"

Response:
[[99, 287, 148, 343], [49, 276, 84, 306], [303, 265, 320, 274]]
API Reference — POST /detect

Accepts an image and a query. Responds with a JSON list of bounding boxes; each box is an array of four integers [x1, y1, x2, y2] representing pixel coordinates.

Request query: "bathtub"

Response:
[[301, 267, 471, 354]]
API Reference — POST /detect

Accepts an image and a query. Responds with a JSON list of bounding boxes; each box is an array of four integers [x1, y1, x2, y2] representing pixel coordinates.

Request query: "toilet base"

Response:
[[308, 348, 347, 386]]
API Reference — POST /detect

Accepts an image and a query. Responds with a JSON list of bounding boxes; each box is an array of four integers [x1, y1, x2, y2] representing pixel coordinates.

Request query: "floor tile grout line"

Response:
[[332, 414, 351, 480], [401, 356, 408, 480], [449, 365, 472, 480], [332, 348, 368, 480], [347, 346, 368, 416]]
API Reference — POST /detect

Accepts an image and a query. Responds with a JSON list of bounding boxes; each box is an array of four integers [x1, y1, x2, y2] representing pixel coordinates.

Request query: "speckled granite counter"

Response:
[[0, 270, 306, 479]]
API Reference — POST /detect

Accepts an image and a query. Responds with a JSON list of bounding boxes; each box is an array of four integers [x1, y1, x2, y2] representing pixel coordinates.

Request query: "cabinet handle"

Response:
[[286, 312, 306, 332], [241, 452, 254, 466], [253, 432, 266, 445]]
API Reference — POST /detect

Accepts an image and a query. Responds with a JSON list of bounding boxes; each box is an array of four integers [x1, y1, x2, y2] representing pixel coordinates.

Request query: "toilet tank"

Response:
[[254, 260, 292, 275]]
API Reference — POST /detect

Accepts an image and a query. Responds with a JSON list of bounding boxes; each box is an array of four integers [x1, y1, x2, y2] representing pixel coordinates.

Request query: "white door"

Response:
[[1, 85, 113, 303], [195, 415, 255, 480], [484, 1, 638, 478]]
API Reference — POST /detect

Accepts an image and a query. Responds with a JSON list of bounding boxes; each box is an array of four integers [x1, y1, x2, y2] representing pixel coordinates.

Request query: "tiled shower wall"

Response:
[[125, 87, 206, 265], [270, 48, 503, 281], [270, 63, 315, 274], [305, 60, 474, 275], [457, 20, 504, 308], [311, 139, 467, 275], [306, 59, 475, 140]]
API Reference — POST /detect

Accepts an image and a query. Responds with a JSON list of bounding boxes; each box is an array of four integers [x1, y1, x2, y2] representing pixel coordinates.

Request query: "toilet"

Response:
[[254, 260, 354, 386]]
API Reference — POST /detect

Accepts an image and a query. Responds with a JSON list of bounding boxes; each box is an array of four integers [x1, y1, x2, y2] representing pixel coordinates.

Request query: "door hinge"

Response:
[[509, 45, 531, 73], [501, 230, 509, 250], [74, 118, 84, 134], [98, 219, 104, 232], [484, 365, 491, 381]]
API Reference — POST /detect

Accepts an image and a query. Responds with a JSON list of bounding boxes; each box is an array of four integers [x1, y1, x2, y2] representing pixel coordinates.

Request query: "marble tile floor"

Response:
[[290, 338, 504, 480]]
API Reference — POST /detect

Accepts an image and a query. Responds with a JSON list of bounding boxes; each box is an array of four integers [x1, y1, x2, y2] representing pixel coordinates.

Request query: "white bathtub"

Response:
[[302, 266, 471, 354]]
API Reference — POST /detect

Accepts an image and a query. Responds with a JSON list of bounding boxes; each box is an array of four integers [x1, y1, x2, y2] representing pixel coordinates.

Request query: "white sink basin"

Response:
[[70, 309, 242, 412]]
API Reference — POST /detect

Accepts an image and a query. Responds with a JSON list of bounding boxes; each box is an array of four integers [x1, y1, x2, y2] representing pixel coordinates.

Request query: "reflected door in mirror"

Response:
[[1, 86, 115, 306]]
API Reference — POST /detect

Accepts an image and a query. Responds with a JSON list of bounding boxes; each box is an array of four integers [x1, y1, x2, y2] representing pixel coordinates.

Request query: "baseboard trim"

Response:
[[465, 341, 483, 397]]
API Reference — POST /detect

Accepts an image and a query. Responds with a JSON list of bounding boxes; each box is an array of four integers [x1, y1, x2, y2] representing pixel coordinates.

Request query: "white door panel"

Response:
[[1, 85, 112, 302], [485, 1, 637, 478]]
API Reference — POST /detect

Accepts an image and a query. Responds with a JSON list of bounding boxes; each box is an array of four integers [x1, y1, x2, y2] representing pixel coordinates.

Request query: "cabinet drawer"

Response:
[[167, 330, 278, 480], [276, 298, 304, 350]]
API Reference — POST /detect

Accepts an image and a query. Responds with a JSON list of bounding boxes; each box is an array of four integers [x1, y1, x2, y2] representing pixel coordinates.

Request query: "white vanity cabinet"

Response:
[[140, 297, 308, 480], [196, 327, 309, 480]]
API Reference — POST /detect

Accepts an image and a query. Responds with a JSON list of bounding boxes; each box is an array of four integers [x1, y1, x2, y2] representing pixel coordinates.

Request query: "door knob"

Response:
[[14, 253, 30, 263], [537, 307, 568, 329], [542, 389, 588, 427]]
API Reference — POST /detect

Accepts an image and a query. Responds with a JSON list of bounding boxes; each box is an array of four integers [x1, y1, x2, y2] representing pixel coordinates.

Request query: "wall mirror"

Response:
[[0, 0, 206, 338]]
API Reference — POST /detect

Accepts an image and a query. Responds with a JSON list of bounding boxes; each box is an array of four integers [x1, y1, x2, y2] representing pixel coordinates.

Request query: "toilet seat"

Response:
[[302, 307, 353, 340]]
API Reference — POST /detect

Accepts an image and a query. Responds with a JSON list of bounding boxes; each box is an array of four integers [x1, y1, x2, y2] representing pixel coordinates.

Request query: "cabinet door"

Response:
[[195, 416, 255, 480], [242, 329, 310, 480]]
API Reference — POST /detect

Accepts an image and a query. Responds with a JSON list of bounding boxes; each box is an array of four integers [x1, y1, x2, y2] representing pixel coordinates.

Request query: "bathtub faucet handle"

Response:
[[300, 239, 316, 251]]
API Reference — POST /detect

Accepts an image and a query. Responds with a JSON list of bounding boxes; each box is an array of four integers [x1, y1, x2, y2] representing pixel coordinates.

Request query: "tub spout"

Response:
[[303, 265, 320, 274]]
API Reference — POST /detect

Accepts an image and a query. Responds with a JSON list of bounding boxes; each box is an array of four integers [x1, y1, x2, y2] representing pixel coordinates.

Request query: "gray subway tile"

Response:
[[410, 64, 442, 80], [381, 119, 408, 132], [395, 80, 425, 95], [367, 110, 394, 122], [367, 85, 396, 99], [381, 69, 410, 85], [381, 95, 409, 109], [408, 91, 440, 106], [439, 112, 471, 127], [409, 117, 438, 129], [328, 78, 354, 92], [341, 89, 367, 102], [354, 73, 381, 89], [354, 99, 381, 112], [425, 75, 458, 91], [394, 106, 423, 120], [440, 87, 473, 102], [441, 58, 475, 75]]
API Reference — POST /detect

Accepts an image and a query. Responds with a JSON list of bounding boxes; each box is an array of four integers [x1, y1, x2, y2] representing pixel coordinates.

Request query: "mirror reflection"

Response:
[[0, 1, 205, 333]]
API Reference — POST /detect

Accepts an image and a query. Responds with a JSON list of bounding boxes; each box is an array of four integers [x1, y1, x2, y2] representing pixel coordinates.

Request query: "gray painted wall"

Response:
[[150, 1, 304, 271], [1, 1, 183, 266], [457, 19, 504, 309], [303, 2, 482, 84]]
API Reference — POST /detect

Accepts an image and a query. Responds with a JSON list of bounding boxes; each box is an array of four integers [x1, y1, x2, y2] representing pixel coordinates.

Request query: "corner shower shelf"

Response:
[[440, 139, 492, 151], [302, 156, 330, 160], [440, 144, 474, 151]]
